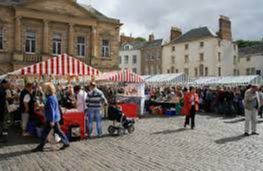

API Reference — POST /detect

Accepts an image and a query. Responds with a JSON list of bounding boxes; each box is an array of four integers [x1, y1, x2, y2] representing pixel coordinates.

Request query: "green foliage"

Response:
[[236, 40, 262, 48], [135, 37, 146, 42]]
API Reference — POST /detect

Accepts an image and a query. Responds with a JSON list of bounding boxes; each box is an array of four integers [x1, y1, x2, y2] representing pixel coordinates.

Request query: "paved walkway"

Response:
[[1, 114, 263, 171]]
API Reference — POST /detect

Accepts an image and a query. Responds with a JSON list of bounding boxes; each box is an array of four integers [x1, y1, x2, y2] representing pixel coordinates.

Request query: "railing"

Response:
[[23, 54, 43, 63]]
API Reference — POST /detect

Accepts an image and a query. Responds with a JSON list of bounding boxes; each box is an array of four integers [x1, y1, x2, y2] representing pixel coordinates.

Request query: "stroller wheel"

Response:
[[117, 128, 125, 136], [108, 126, 115, 135], [127, 125, 135, 134]]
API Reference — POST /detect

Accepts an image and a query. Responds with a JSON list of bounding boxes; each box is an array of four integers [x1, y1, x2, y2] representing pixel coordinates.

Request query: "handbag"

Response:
[[6, 101, 18, 113]]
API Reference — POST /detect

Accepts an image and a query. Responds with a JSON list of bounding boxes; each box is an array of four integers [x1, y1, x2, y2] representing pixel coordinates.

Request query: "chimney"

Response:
[[149, 33, 155, 42], [218, 15, 232, 41], [170, 27, 182, 41]]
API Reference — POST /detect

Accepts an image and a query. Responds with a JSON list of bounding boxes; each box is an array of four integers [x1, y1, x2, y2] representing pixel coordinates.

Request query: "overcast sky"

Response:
[[78, 0, 263, 41]]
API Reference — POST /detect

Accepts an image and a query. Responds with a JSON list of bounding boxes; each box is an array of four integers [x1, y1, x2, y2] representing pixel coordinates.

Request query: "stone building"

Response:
[[141, 34, 162, 75], [238, 44, 263, 76], [162, 16, 238, 77], [119, 41, 145, 74], [0, 0, 121, 74]]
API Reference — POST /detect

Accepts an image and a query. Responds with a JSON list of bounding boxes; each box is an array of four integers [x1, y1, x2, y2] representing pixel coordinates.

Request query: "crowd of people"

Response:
[[145, 85, 263, 117], [1, 78, 263, 151]]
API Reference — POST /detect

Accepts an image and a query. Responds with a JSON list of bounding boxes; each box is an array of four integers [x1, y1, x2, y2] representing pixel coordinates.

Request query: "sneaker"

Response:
[[244, 133, 250, 136], [2, 131, 8, 136], [251, 132, 259, 135], [22, 132, 30, 136], [60, 144, 70, 150], [32, 146, 44, 152]]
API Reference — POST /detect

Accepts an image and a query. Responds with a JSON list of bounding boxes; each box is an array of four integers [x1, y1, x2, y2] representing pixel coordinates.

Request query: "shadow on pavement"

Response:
[[151, 128, 189, 135], [0, 149, 34, 162], [223, 118, 245, 124], [214, 134, 247, 144]]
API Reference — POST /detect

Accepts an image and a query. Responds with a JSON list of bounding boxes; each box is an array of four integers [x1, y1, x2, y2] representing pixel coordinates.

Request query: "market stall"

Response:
[[97, 70, 145, 118], [9, 54, 100, 140], [143, 73, 188, 85], [189, 75, 261, 86]]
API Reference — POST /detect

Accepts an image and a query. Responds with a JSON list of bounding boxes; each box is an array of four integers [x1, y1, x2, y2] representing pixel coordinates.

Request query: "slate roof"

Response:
[[239, 43, 263, 57], [120, 41, 146, 51], [0, 0, 119, 24], [143, 39, 163, 49], [171, 26, 216, 44]]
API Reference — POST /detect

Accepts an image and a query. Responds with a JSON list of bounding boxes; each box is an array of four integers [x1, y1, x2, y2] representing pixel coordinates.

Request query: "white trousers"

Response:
[[245, 109, 257, 133], [21, 113, 29, 131]]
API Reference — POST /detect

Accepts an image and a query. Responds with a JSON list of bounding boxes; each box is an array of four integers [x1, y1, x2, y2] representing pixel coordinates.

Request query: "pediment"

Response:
[[22, 0, 95, 18]]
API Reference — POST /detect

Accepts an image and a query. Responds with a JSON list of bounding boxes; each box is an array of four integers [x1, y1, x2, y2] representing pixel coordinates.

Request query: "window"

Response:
[[171, 46, 175, 52], [77, 36, 86, 57], [151, 56, 155, 60], [0, 28, 3, 50], [234, 69, 239, 76], [199, 64, 204, 76], [218, 67, 221, 76], [185, 44, 189, 50], [195, 68, 198, 77], [233, 55, 237, 64], [119, 56, 122, 64], [124, 55, 129, 64], [205, 67, 208, 76], [25, 31, 36, 53], [52, 33, 62, 55], [256, 70, 261, 76], [132, 68, 137, 73], [184, 68, 189, 75], [124, 45, 129, 50], [218, 52, 221, 62], [200, 42, 204, 48], [175, 69, 179, 73], [200, 53, 204, 61], [246, 68, 250, 75], [167, 69, 170, 73], [246, 57, 251, 61], [171, 56, 175, 64], [218, 40, 221, 47], [132, 55, 137, 64], [171, 66, 175, 73], [101, 39, 110, 57], [185, 55, 189, 63], [246, 68, 255, 75]]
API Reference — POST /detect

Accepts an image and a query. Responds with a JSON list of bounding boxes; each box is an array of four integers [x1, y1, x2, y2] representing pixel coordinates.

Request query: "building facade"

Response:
[[238, 44, 263, 76], [119, 41, 145, 74], [141, 34, 162, 75], [0, 0, 121, 74], [162, 16, 238, 77]]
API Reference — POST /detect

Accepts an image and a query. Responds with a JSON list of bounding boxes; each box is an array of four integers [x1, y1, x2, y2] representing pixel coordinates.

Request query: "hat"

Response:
[[0, 79, 8, 84]]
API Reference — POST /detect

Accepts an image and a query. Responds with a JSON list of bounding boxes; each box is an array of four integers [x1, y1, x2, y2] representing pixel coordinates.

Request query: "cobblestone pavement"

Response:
[[1, 114, 263, 171]]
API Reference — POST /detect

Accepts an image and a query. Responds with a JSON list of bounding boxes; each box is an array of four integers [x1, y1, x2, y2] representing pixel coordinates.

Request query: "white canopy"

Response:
[[143, 73, 187, 84], [190, 75, 261, 86]]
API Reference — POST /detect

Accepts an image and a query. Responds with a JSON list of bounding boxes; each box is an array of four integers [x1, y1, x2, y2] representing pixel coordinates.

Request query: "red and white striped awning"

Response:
[[97, 70, 144, 83], [11, 54, 100, 76]]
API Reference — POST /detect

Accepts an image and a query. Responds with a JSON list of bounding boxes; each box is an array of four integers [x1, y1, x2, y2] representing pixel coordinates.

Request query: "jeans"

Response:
[[39, 122, 69, 148], [86, 108, 102, 136], [21, 113, 29, 131]]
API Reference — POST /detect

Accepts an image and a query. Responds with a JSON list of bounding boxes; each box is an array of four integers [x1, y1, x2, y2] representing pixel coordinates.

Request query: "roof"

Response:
[[143, 39, 163, 49], [120, 41, 146, 51], [171, 27, 216, 44], [0, 1, 119, 24], [79, 4, 120, 24], [239, 43, 263, 57], [143, 73, 187, 83]]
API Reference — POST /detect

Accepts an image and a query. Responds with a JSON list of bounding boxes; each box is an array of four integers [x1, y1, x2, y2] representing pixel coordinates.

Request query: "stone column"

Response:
[[15, 16, 22, 52], [43, 20, 49, 54], [91, 26, 97, 58], [68, 23, 74, 55]]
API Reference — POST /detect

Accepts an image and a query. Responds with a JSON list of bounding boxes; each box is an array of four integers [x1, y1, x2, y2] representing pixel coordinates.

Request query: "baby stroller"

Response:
[[107, 104, 135, 136]]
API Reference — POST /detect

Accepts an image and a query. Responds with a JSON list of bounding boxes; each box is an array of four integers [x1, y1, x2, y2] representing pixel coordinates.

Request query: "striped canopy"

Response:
[[11, 54, 100, 76], [97, 70, 144, 83]]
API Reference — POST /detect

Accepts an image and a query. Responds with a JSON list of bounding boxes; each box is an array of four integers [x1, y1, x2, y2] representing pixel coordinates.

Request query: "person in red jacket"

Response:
[[182, 87, 199, 129]]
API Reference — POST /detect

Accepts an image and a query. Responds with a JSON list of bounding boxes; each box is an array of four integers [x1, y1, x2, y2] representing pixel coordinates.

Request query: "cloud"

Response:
[[78, 0, 263, 40]]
